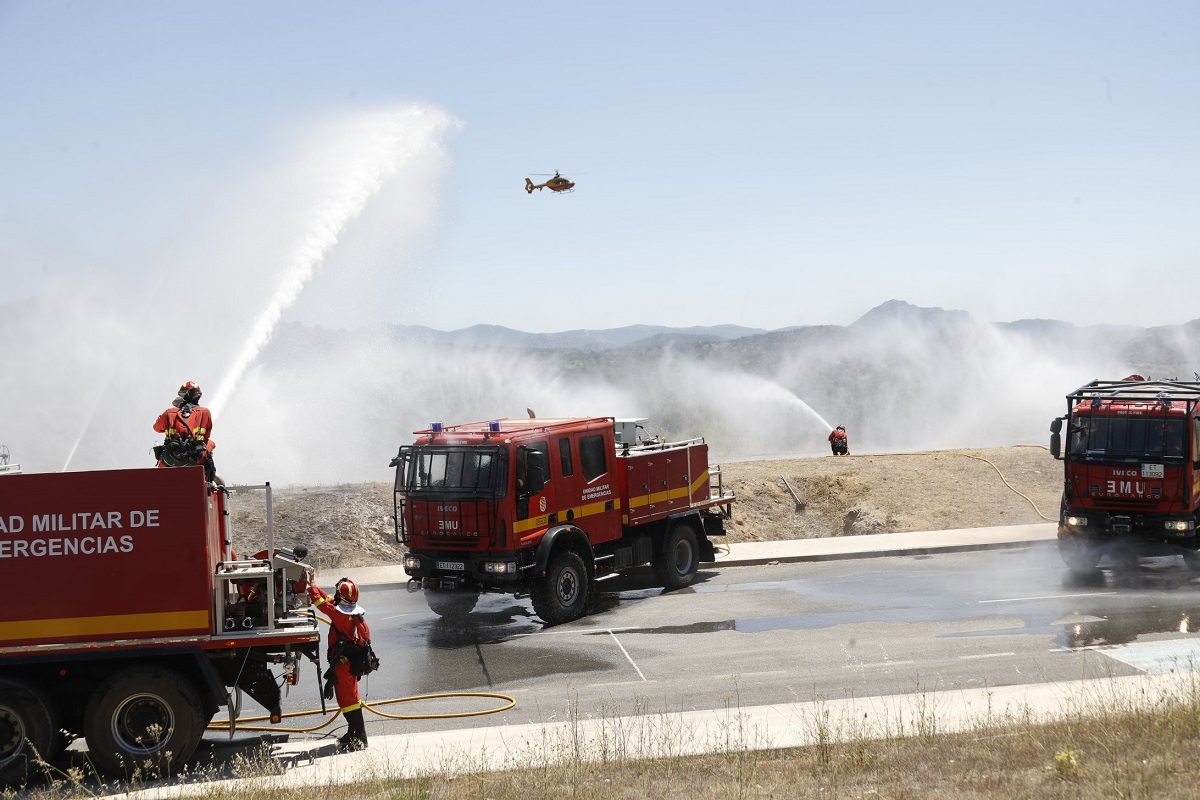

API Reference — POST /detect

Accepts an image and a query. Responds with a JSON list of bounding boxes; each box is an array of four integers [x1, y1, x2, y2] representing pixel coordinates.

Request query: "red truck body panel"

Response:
[[400, 417, 726, 554], [0, 466, 217, 646], [620, 439, 715, 525]]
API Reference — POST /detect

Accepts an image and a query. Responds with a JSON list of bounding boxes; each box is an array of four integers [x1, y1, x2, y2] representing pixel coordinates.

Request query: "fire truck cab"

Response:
[[1050, 378, 1200, 572], [392, 417, 734, 624]]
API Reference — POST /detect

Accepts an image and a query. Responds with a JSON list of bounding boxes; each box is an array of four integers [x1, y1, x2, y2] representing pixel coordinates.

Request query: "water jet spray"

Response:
[[207, 106, 457, 418]]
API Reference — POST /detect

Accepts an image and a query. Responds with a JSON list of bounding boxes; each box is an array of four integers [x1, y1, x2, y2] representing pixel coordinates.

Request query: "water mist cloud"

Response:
[[0, 104, 459, 476], [196, 311, 1158, 486], [215, 330, 635, 486], [208, 106, 459, 417]]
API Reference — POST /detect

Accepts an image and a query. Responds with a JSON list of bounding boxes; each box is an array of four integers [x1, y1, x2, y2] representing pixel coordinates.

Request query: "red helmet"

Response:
[[178, 380, 202, 399], [335, 578, 359, 605]]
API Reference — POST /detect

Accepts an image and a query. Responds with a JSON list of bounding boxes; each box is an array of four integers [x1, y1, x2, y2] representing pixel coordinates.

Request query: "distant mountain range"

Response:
[[385, 322, 770, 351], [373, 299, 1200, 376]]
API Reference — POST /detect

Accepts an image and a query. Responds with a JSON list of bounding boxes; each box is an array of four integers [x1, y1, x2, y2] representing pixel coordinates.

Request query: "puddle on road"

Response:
[[1057, 605, 1199, 648]]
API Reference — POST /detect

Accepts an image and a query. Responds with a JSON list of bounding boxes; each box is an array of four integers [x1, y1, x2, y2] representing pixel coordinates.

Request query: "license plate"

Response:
[[436, 561, 465, 571]]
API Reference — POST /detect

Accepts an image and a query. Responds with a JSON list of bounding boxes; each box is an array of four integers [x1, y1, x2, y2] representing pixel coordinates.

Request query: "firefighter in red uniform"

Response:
[[828, 425, 849, 456], [153, 380, 218, 482], [308, 578, 372, 750]]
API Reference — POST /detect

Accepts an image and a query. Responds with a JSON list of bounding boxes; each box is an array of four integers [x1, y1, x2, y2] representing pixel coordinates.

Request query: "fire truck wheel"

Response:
[[423, 588, 479, 617], [531, 549, 590, 625], [654, 523, 699, 591], [83, 666, 205, 778], [0, 677, 60, 789]]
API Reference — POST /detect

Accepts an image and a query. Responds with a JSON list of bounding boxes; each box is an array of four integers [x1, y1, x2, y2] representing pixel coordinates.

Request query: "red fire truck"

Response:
[[1050, 378, 1200, 572], [392, 417, 735, 624], [0, 466, 320, 785]]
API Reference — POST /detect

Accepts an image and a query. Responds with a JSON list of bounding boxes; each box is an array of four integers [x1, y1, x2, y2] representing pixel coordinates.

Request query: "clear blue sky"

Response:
[[3, 1, 1198, 333]]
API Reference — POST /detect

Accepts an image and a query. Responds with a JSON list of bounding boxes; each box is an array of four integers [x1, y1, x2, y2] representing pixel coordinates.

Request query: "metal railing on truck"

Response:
[[214, 482, 315, 636]]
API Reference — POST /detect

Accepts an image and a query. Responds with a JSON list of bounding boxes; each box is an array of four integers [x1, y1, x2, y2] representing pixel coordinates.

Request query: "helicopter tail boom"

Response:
[[525, 178, 538, 193]]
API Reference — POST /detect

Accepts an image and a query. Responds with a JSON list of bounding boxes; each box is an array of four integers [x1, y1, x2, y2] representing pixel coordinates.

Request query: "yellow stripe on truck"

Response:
[[0, 610, 210, 643], [628, 485, 695, 509], [512, 497, 622, 535]]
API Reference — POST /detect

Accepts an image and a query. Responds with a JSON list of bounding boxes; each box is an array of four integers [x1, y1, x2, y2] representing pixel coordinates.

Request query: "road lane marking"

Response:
[[979, 592, 1117, 604], [958, 652, 1016, 660], [845, 660, 916, 669], [588, 680, 655, 687], [607, 629, 648, 682], [725, 670, 789, 679]]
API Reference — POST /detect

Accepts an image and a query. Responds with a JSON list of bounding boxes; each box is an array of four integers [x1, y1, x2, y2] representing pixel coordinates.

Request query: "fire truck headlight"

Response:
[[403, 555, 421, 570], [1065, 516, 1088, 527], [1164, 520, 1194, 532], [484, 561, 516, 574]]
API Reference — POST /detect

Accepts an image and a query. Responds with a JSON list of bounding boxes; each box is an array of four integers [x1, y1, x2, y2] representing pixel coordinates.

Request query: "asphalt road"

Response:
[[253, 542, 1200, 747]]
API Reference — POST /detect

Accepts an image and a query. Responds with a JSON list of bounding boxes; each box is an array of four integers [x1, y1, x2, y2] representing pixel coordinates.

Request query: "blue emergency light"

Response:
[[430, 422, 443, 432], [488, 420, 501, 432]]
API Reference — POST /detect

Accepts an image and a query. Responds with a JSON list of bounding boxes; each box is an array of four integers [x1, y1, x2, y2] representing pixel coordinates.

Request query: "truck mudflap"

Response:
[[209, 648, 304, 721]]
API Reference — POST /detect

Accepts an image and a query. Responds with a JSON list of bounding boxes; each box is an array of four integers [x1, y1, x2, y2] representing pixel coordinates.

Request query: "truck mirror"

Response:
[[1050, 418, 1063, 434], [1050, 431, 1061, 459]]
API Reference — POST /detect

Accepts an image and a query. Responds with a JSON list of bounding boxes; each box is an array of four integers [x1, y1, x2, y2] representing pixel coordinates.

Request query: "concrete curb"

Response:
[[710, 522, 1058, 568]]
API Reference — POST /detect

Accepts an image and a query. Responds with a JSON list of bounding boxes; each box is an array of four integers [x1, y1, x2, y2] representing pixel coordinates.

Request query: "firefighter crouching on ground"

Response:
[[153, 380, 219, 483], [828, 425, 849, 456], [308, 578, 375, 750]]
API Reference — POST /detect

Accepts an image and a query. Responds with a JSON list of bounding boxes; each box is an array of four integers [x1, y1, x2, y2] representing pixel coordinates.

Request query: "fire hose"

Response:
[[206, 611, 517, 734], [206, 692, 517, 734]]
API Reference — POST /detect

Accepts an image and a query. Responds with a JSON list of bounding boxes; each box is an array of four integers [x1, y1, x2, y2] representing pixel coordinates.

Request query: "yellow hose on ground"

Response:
[[206, 693, 517, 733], [206, 611, 518, 733]]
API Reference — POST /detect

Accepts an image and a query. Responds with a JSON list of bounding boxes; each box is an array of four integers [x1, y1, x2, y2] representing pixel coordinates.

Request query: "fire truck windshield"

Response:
[[395, 445, 505, 498], [1069, 415, 1187, 460]]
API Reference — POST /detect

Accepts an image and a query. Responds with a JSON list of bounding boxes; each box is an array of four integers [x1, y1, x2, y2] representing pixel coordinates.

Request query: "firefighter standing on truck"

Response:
[[308, 578, 373, 750], [153, 380, 218, 482]]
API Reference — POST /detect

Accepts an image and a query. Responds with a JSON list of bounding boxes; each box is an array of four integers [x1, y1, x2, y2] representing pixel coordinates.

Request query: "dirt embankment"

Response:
[[229, 446, 1062, 571], [721, 446, 1061, 541]]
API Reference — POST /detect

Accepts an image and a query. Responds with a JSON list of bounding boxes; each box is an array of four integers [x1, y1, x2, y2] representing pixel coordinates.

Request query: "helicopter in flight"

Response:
[[525, 171, 575, 194]]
